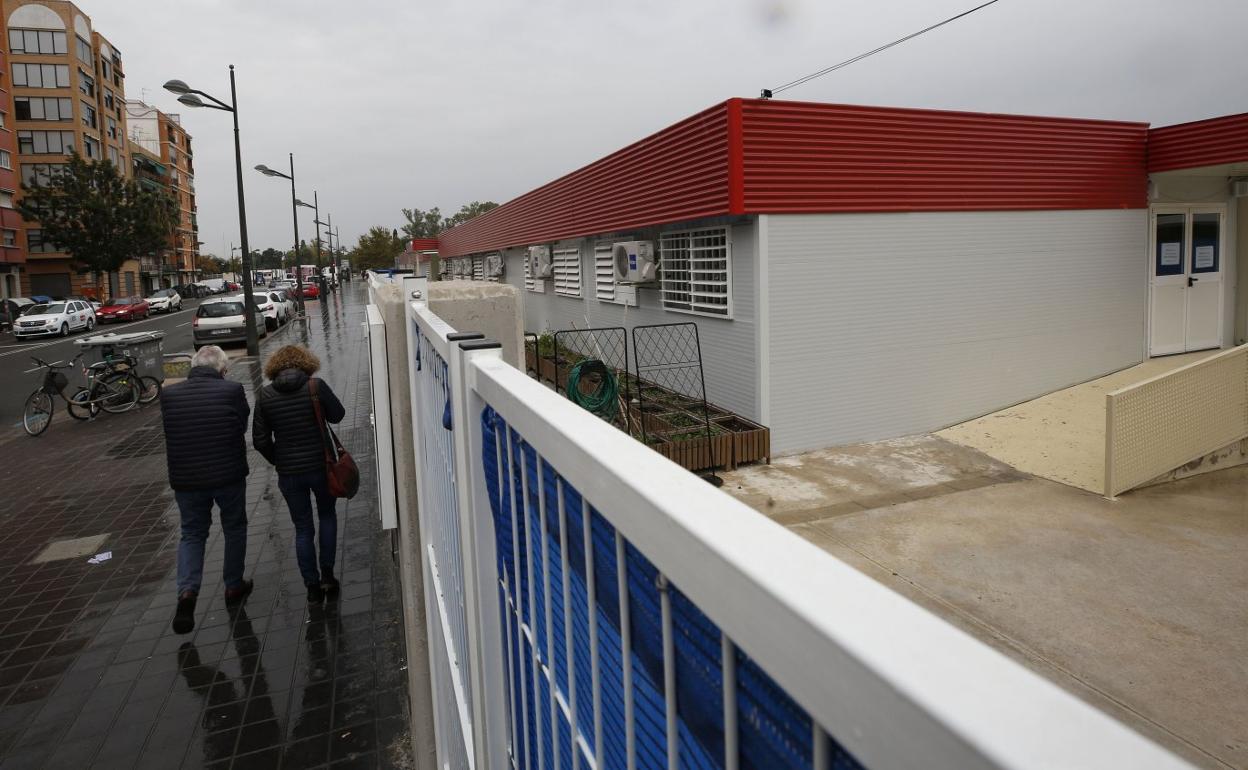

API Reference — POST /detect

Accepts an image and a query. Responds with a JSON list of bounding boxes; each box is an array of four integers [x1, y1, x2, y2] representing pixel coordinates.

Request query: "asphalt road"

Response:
[[0, 295, 321, 430]]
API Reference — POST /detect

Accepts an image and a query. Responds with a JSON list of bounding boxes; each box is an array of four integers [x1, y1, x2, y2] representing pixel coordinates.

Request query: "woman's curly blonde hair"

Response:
[[264, 345, 320, 381]]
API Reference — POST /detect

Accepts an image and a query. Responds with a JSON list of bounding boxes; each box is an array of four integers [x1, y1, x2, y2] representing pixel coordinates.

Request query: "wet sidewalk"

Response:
[[0, 285, 412, 769]]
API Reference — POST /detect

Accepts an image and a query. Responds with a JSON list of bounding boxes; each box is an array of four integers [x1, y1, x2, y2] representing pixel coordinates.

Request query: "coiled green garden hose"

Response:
[[567, 359, 619, 420]]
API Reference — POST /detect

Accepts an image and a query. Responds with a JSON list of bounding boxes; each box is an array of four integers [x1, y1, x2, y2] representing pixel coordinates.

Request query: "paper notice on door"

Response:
[[1194, 245, 1215, 269], [1160, 242, 1182, 266]]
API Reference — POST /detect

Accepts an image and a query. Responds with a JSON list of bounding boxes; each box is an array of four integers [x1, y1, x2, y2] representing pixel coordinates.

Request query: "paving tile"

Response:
[[0, 286, 410, 769]]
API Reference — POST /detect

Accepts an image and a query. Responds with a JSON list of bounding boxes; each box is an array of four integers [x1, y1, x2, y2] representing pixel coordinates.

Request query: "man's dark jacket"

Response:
[[252, 368, 346, 475], [160, 366, 250, 491]]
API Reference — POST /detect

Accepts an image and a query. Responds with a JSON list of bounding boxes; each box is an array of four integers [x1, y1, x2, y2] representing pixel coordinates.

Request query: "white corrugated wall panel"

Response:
[[767, 210, 1148, 454], [500, 222, 758, 420]]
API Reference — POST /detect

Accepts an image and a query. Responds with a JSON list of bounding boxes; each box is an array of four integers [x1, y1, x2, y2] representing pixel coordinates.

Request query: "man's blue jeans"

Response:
[[277, 470, 337, 586], [174, 479, 248, 596]]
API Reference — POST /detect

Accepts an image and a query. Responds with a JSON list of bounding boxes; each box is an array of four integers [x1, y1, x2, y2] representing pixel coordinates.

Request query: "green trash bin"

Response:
[[75, 331, 167, 382]]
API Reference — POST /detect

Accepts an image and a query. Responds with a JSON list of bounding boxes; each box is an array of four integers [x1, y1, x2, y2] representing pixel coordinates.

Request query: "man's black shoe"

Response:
[[306, 584, 325, 603], [224, 579, 254, 605], [320, 573, 340, 597], [172, 591, 198, 635]]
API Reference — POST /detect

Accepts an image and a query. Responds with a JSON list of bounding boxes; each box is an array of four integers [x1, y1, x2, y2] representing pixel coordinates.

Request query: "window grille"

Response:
[[660, 227, 732, 318], [551, 246, 581, 297], [472, 256, 484, 281], [594, 243, 616, 302], [524, 251, 534, 291]]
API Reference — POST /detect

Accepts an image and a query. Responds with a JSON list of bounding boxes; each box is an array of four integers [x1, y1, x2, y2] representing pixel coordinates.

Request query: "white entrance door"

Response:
[[1148, 206, 1225, 356]]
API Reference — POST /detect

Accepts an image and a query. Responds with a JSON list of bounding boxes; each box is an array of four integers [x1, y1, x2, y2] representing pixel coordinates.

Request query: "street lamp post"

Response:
[[255, 156, 306, 314], [294, 196, 321, 299], [164, 67, 259, 356]]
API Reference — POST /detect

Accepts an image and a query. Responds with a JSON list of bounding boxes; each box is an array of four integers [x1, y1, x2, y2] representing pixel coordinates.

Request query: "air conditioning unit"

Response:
[[1234, 179, 1248, 198], [528, 245, 552, 280], [613, 241, 657, 284], [485, 254, 504, 279]]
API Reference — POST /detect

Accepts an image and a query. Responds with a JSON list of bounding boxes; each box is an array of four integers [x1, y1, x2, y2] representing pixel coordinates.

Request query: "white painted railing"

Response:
[[398, 297, 1189, 770]]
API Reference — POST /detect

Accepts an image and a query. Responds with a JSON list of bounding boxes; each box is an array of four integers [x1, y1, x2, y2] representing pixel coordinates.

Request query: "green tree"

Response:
[[401, 201, 499, 238], [196, 254, 224, 274], [349, 226, 404, 271], [17, 153, 177, 297], [444, 200, 499, 228]]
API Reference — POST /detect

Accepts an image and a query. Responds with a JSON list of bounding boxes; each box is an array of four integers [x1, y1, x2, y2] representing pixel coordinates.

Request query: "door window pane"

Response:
[[1154, 213, 1185, 276], [1191, 213, 1219, 273]]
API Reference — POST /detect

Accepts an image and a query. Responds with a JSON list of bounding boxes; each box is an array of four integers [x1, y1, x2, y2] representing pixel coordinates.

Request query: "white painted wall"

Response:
[[766, 209, 1149, 454], [493, 220, 759, 420]]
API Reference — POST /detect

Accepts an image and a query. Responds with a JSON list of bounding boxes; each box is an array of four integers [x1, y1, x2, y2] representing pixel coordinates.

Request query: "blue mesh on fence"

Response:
[[482, 407, 863, 770]]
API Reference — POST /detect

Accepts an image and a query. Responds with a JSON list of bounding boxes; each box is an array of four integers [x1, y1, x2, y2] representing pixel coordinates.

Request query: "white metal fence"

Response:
[[391, 289, 1189, 770]]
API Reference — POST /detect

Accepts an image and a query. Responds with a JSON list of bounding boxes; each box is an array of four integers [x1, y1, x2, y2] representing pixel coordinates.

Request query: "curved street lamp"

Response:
[[163, 67, 259, 356], [254, 157, 306, 313]]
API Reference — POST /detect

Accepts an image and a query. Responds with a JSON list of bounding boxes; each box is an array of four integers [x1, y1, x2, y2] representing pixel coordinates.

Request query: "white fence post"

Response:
[[451, 339, 511, 769]]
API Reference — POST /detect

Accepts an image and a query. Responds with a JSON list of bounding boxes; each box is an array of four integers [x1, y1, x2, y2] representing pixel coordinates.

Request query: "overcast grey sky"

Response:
[[86, 0, 1247, 257]]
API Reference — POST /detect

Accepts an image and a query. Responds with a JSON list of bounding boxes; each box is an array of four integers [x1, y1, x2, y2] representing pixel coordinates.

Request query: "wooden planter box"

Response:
[[652, 432, 736, 472], [714, 415, 771, 466]]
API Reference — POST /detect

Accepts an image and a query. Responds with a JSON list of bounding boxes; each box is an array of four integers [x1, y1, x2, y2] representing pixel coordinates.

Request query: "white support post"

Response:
[[505, 427, 531, 770], [813, 724, 829, 770], [659, 574, 678, 770], [583, 498, 604, 769], [452, 339, 510, 770], [558, 480, 580, 770], [540, 463, 559, 770], [520, 447, 546, 770]]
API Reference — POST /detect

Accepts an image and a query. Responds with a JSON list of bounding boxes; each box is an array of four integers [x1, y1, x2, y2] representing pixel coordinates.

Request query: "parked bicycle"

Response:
[[22, 354, 141, 436], [93, 351, 161, 405]]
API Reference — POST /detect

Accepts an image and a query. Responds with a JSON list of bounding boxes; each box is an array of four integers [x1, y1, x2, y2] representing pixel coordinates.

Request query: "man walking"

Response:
[[161, 345, 253, 634]]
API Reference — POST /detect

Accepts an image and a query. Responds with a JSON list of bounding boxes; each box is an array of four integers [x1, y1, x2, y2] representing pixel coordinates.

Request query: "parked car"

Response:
[[2, 297, 37, 325], [13, 301, 95, 338], [267, 290, 295, 323], [66, 294, 102, 312], [240, 292, 279, 330], [146, 288, 183, 313], [193, 297, 267, 349], [96, 296, 151, 323], [300, 283, 320, 299], [195, 278, 227, 295]]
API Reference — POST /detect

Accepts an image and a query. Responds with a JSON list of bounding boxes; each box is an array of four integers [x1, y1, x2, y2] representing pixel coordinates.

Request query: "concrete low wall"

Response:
[[428, 281, 524, 369]]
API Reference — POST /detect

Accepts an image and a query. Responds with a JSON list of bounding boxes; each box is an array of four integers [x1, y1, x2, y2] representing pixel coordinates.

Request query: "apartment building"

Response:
[[127, 132, 172, 293], [0, 7, 23, 305], [126, 99, 198, 287], [4, 0, 134, 297]]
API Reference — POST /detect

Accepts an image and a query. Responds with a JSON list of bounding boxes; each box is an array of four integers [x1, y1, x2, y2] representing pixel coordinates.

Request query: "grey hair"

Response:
[[191, 345, 229, 373]]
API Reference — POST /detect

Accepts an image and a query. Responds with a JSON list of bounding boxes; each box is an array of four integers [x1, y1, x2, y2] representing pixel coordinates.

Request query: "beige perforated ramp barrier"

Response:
[[1105, 344, 1248, 498]]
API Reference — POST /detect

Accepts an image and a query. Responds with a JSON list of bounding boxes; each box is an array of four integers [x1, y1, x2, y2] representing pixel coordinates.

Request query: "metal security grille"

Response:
[[524, 252, 535, 291], [552, 246, 581, 297], [594, 243, 616, 302], [473, 256, 484, 281], [660, 228, 731, 318]]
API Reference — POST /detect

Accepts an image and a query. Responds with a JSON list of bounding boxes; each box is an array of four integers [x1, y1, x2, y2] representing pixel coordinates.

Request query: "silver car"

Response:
[[192, 297, 267, 350]]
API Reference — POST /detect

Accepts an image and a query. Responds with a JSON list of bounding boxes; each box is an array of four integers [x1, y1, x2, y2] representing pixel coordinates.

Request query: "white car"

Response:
[[13, 301, 95, 338], [192, 297, 267, 350], [240, 292, 281, 330], [146, 288, 183, 313], [266, 289, 295, 323]]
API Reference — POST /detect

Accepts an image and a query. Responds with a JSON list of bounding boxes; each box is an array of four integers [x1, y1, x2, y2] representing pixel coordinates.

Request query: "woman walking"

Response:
[[253, 345, 346, 602]]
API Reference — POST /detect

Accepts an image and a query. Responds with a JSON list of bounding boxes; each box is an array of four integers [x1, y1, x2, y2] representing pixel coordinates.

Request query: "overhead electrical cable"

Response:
[[763, 0, 1004, 97]]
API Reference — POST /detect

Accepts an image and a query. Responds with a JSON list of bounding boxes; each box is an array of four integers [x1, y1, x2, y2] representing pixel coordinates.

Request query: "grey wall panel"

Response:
[[497, 222, 758, 420], [767, 210, 1148, 454]]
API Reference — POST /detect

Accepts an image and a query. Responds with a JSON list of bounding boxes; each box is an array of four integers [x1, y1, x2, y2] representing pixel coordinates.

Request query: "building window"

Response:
[[78, 70, 95, 98], [1, 230, 15, 248], [18, 131, 76, 155], [106, 117, 118, 140], [11, 63, 70, 89], [523, 251, 534, 290], [660, 227, 732, 318], [108, 146, 120, 167], [0, 152, 10, 171], [551, 246, 581, 297], [82, 136, 100, 159], [0, 191, 13, 208], [22, 164, 67, 188], [100, 59, 111, 82], [103, 90, 114, 110], [75, 36, 92, 64], [124, 271, 135, 296], [81, 101, 97, 129], [27, 228, 59, 253], [15, 97, 73, 122], [9, 29, 68, 55]]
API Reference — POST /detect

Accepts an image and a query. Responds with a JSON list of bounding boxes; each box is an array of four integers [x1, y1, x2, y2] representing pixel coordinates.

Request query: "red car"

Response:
[[300, 283, 320, 299], [96, 296, 151, 323]]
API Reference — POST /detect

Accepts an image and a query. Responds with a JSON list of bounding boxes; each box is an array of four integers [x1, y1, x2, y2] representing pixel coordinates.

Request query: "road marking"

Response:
[[176, 322, 190, 327]]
